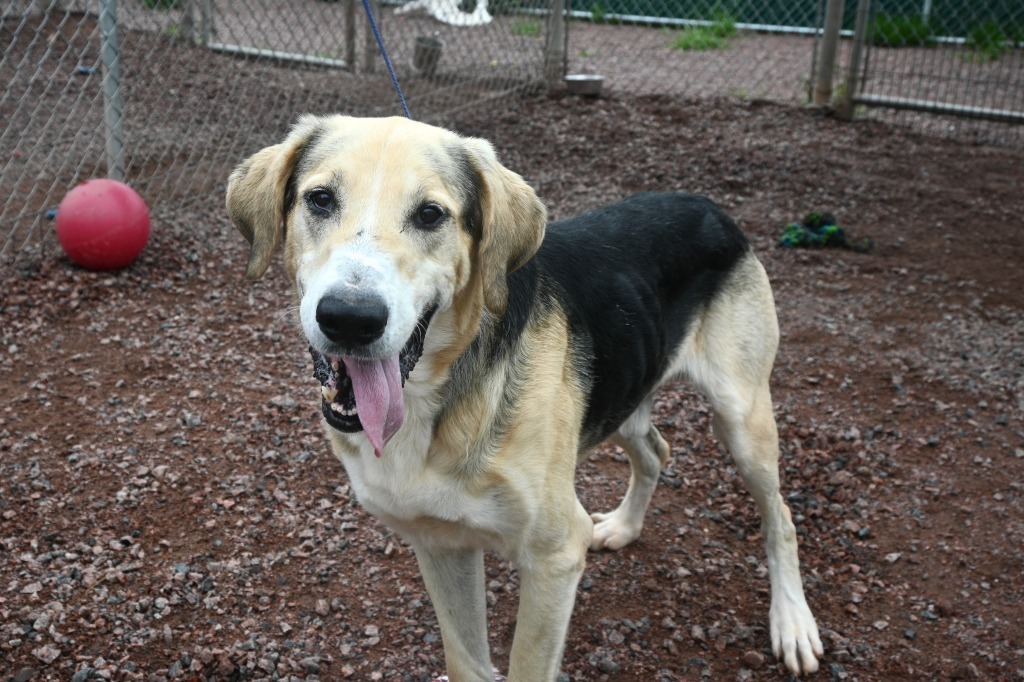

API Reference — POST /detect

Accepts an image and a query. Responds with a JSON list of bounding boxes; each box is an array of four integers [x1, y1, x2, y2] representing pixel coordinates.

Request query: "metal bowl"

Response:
[[564, 74, 604, 97]]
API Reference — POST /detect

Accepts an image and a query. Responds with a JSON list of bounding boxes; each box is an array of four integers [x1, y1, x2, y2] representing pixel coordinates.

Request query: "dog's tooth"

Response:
[[330, 360, 340, 371], [321, 386, 338, 402], [330, 402, 357, 417]]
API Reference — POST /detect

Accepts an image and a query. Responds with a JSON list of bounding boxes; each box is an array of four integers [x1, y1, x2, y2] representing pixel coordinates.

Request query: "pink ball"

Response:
[[56, 179, 150, 270]]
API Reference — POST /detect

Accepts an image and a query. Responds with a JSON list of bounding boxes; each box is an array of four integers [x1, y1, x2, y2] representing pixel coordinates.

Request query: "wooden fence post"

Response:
[[813, 0, 844, 106], [544, 0, 566, 90], [837, 0, 870, 120], [99, 0, 125, 181]]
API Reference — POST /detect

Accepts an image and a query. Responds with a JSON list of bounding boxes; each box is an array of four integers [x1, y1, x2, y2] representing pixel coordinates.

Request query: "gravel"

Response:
[[2, 93, 1023, 681]]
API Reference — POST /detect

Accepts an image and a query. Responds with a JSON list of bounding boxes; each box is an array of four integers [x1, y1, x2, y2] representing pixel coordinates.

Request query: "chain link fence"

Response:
[[562, 1, 824, 101], [1, 0, 1020, 268], [831, 0, 1023, 144], [1, 0, 555, 265]]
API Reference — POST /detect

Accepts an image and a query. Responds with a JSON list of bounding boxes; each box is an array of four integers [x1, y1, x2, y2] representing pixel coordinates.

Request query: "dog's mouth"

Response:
[[310, 306, 436, 456]]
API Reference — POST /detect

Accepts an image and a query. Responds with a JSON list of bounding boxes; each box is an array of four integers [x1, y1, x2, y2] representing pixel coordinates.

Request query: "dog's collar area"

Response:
[[311, 304, 437, 436]]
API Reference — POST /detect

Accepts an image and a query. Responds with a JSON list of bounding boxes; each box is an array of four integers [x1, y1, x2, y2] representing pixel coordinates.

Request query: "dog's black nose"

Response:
[[316, 294, 389, 348]]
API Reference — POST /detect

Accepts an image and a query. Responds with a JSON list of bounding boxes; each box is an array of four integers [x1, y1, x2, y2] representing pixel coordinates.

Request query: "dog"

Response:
[[226, 115, 823, 680]]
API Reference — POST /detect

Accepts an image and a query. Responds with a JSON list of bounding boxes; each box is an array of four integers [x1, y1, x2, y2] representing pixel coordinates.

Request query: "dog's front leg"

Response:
[[415, 546, 494, 682], [506, 500, 592, 682]]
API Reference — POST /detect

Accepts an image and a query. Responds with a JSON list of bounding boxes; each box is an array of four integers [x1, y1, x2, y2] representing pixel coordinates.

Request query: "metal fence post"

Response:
[[544, 0, 566, 89], [813, 0, 844, 106], [363, 0, 378, 73], [201, 0, 213, 46], [837, 0, 870, 120], [99, 0, 125, 181], [346, 0, 357, 72]]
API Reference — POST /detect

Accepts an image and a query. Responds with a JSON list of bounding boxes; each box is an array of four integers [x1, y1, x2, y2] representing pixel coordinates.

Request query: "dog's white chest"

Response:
[[328, 431, 522, 552]]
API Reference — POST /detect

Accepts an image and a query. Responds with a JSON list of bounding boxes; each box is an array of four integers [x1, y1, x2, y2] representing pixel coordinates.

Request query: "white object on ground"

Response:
[[395, 0, 492, 26]]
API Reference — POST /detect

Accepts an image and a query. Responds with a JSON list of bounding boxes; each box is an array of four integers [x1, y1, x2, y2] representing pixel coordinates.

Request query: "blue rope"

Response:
[[361, 0, 412, 119]]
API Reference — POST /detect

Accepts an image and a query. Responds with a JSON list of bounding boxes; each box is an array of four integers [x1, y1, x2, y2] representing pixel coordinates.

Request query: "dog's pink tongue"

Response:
[[341, 355, 404, 457]]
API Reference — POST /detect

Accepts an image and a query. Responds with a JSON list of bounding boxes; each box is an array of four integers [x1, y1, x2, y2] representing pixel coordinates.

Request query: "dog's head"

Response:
[[226, 115, 546, 455]]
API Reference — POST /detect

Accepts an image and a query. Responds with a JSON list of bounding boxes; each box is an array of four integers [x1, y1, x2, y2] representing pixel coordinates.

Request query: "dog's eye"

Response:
[[307, 190, 334, 214], [415, 203, 446, 229]]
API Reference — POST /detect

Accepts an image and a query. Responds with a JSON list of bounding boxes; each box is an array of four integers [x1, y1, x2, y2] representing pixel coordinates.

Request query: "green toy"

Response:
[[779, 211, 872, 252]]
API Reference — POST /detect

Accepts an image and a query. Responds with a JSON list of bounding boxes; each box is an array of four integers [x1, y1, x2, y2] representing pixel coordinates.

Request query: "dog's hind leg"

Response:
[[690, 256, 823, 675], [590, 395, 670, 551], [414, 546, 494, 682], [708, 381, 822, 675]]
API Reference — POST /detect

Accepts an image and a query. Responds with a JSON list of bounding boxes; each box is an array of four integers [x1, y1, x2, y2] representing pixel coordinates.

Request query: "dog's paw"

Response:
[[589, 510, 641, 551], [770, 597, 823, 676]]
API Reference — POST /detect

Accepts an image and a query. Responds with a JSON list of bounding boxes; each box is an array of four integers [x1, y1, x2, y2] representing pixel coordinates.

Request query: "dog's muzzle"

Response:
[[310, 305, 436, 457]]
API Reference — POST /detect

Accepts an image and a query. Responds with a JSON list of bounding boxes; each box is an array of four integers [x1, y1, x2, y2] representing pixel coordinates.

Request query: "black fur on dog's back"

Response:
[[471, 192, 751, 449]]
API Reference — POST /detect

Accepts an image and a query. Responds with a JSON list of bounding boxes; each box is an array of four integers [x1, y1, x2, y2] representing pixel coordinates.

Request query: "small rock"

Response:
[[32, 613, 51, 631], [829, 662, 848, 680], [32, 645, 61, 664], [741, 650, 765, 669], [596, 655, 621, 673], [13, 668, 37, 682], [269, 395, 299, 409], [70, 669, 96, 682], [301, 657, 321, 674], [315, 599, 330, 616], [956, 662, 981, 679]]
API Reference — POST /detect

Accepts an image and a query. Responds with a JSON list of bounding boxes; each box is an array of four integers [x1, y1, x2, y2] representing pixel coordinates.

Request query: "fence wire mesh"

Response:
[[1, 0, 552, 265], [1, 0, 1020, 269], [564, 0, 822, 101], [844, 0, 1024, 145]]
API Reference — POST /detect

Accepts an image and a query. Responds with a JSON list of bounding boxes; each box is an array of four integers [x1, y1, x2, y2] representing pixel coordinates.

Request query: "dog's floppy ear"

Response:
[[226, 117, 321, 280], [463, 137, 546, 316]]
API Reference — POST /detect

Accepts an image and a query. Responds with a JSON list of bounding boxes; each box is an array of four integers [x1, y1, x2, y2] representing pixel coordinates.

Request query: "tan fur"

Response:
[[227, 116, 823, 681]]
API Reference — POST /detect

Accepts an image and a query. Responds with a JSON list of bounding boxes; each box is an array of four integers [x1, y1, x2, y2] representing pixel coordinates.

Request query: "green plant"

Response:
[[672, 27, 725, 50], [709, 8, 736, 38], [965, 20, 1008, 61], [591, 0, 607, 24], [142, 0, 179, 9], [1010, 24, 1024, 47], [671, 11, 736, 51], [871, 13, 933, 47], [511, 20, 541, 37]]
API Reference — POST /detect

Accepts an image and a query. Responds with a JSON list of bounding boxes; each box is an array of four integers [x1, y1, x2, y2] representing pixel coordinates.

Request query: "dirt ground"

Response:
[[2, 92, 1023, 682]]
